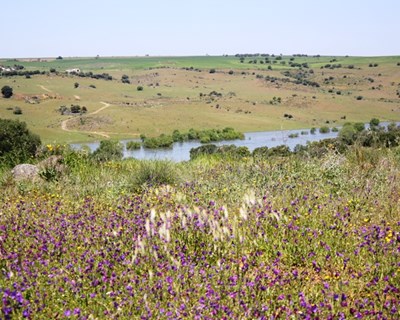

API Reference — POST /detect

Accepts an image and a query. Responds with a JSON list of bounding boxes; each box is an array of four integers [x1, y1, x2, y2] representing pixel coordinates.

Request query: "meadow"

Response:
[[1, 55, 400, 318], [0, 142, 400, 318], [1, 55, 400, 144]]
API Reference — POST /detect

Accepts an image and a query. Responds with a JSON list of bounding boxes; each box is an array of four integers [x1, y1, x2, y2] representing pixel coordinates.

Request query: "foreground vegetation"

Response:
[[1, 125, 400, 318]]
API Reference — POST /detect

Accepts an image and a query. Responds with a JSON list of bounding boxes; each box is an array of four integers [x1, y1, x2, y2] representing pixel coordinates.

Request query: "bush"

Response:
[[0, 119, 41, 166], [338, 123, 358, 145], [91, 140, 123, 162], [13, 107, 22, 115], [70, 105, 81, 113], [143, 134, 174, 149], [190, 144, 218, 159], [369, 118, 380, 128], [209, 69, 216, 74], [121, 75, 130, 84], [137, 86, 144, 91], [126, 141, 141, 150], [130, 160, 179, 190], [1, 85, 13, 98], [319, 126, 330, 134]]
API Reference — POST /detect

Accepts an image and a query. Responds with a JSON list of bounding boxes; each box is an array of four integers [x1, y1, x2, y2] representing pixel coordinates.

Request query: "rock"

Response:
[[11, 164, 39, 181]]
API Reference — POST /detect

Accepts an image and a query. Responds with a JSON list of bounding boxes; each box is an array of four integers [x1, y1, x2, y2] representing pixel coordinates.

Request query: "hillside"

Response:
[[1, 55, 399, 144]]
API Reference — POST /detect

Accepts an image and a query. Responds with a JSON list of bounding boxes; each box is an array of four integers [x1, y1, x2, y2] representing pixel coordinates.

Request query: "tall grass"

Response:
[[0, 147, 399, 318]]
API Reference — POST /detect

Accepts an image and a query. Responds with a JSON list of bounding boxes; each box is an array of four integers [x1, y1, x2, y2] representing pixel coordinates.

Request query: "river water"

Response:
[[71, 127, 339, 162], [71, 122, 398, 161]]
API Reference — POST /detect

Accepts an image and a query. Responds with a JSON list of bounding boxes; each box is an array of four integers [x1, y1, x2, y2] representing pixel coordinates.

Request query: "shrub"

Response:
[[74, 82, 79, 89], [130, 160, 179, 190], [356, 96, 363, 100], [70, 105, 81, 113], [190, 144, 218, 159], [369, 118, 380, 128], [0, 119, 41, 166], [91, 140, 123, 162], [137, 86, 144, 91], [121, 75, 130, 84], [209, 69, 216, 74], [252, 146, 269, 158], [1, 85, 13, 98], [126, 141, 141, 150], [310, 127, 316, 134], [143, 134, 174, 149], [13, 107, 22, 115], [354, 122, 365, 132], [319, 126, 330, 134]]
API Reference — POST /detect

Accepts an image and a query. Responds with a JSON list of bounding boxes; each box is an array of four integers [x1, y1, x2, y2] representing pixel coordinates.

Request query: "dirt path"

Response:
[[61, 101, 112, 138], [38, 85, 52, 92]]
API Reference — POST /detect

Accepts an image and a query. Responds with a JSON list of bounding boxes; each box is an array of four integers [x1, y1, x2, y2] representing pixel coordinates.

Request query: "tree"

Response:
[[0, 119, 41, 166], [91, 140, 123, 162], [369, 118, 380, 128], [1, 85, 13, 98]]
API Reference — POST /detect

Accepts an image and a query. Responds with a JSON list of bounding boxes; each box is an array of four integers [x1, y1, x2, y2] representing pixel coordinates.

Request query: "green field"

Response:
[[1, 55, 400, 144]]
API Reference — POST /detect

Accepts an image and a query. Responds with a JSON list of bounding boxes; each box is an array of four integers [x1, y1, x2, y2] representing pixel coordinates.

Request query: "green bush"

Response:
[[252, 146, 269, 158], [126, 141, 141, 150], [143, 134, 174, 149], [0, 118, 41, 166], [369, 118, 380, 128], [319, 126, 330, 134], [91, 140, 123, 162], [190, 144, 218, 159], [1, 85, 13, 98], [130, 160, 179, 190]]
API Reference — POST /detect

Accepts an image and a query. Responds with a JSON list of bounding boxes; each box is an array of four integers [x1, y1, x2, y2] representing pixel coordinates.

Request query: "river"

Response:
[[71, 122, 398, 161], [71, 127, 340, 162]]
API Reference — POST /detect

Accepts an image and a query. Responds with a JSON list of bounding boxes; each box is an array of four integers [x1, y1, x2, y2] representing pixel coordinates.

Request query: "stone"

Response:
[[11, 164, 39, 181]]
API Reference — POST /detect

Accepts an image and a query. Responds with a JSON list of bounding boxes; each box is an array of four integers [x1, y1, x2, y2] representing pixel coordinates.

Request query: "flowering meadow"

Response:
[[0, 147, 400, 319]]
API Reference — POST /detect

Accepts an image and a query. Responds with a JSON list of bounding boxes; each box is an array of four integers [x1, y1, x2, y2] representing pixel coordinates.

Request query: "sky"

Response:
[[2, 0, 399, 58]]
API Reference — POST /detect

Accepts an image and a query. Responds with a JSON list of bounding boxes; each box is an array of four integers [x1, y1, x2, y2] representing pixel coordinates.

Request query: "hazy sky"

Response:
[[2, 0, 399, 58]]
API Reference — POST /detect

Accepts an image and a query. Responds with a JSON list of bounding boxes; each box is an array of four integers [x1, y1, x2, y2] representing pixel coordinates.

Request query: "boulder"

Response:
[[11, 164, 39, 181]]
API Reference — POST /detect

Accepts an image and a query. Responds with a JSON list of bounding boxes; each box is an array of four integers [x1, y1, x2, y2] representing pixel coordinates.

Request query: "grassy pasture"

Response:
[[1, 55, 400, 144]]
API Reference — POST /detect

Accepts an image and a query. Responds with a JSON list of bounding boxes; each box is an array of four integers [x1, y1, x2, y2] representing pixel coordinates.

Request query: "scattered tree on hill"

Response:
[[121, 75, 130, 84], [1, 85, 13, 98]]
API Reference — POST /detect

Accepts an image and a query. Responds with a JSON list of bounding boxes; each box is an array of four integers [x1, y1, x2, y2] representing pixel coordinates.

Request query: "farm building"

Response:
[[66, 68, 81, 74]]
